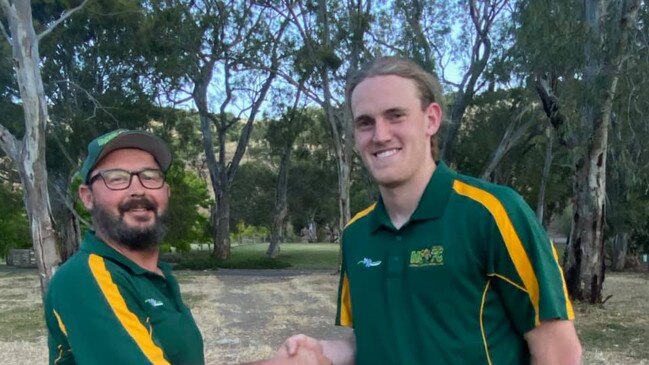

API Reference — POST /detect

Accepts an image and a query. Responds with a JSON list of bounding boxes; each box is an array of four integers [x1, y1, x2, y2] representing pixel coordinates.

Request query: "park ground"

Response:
[[0, 244, 648, 364]]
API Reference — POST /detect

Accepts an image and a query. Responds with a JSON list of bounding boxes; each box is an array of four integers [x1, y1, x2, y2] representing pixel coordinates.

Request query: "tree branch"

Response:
[[0, 123, 20, 164], [49, 180, 91, 228], [0, 19, 10, 44], [0, 0, 13, 43], [37, 0, 89, 42]]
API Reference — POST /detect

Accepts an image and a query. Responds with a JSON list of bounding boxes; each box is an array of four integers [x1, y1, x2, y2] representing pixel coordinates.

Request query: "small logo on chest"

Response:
[[409, 245, 444, 267], [357, 258, 382, 268], [145, 298, 164, 307]]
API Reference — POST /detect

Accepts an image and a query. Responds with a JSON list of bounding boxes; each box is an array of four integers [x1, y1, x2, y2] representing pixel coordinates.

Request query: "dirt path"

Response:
[[1, 268, 647, 364], [181, 270, 351, 364]]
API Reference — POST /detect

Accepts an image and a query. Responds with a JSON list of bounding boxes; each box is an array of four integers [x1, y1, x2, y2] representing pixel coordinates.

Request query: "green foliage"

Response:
[[165, 166, 212, 253], [0, 184, 31, 258], [453, 89, 572, 216], [230, 222, 270, 244], [230, 162, 275, 229], [172, 243, 340, 270], [510, 0, 586, 78], [174, 252, 291, 270], [288, 158, 338, 234]]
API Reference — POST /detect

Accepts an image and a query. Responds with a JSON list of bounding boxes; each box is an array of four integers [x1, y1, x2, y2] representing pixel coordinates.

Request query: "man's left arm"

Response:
[[489, 188, 582, 364], [525, 319, 582, 365]]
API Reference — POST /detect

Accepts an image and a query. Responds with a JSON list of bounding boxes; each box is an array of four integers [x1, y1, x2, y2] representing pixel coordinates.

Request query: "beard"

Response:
[[92, 197, 167, 252]]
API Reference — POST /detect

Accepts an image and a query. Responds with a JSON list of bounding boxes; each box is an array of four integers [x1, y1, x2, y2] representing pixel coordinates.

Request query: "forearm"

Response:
[[321, 337, 356, 365], [527, 320, 582, 365]]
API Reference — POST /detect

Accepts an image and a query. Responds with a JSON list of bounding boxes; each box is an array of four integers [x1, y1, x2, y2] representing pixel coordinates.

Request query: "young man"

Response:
[[282, 57, 582, 365], [45, 129, 331, 365]]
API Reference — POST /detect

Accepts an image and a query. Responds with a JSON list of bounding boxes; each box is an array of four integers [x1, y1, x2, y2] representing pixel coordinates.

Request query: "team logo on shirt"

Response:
[[357, 258, 382, 268], [145, 298, 164, 307], [409, 245, 444, 266]]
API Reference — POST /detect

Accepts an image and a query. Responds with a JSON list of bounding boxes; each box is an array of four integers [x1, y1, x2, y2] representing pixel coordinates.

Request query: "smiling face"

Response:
[[351, 75, 442, 189], [79, 148, 170, 251]]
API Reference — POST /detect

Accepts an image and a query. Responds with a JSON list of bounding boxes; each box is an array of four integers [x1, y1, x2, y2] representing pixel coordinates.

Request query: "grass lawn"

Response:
[[231, 243, 340, 269], [175, 242, 340, 270]]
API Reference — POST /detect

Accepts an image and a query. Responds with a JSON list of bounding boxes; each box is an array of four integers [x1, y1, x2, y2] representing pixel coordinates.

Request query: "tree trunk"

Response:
[[267, 148, 290, 258], [481, 107, 539, 180], [0, 0, 79, 297], [58, 208, 81, 262], [307, 218, 317, 243], [213, 186, 231, 260], [610, 232, 629, 271], [20, 169, 60, 295], [563, 0, 641, 303], [536, 127, 554, 223]]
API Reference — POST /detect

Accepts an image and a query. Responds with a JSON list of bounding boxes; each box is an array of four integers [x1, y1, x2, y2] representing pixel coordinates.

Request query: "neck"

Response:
[[96, 231, 162, 274], [379, 160, 437, 229]]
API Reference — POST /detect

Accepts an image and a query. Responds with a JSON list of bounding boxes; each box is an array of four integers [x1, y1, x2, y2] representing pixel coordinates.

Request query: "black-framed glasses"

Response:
[[87, 168, 166, 190]]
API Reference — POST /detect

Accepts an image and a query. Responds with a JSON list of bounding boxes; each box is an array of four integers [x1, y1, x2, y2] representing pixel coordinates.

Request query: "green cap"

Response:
[[79, 129, 172, 183]]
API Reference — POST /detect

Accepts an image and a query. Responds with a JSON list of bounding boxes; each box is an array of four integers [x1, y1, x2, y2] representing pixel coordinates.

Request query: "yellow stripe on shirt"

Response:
[[53, 309, 68, 337], [337, 205, 374, 327], [453, 180, 541, 326], [552, 243, 575, 319], [338, 273, 353, 326], [346, 203, 376, 228], [88, 254, 170, 365]]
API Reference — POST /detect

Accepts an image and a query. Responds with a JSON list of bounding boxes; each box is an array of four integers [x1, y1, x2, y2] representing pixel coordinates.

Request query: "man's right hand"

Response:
[[277, 332, 356, 365], [277, 333, 323, 357], [269, 343, 331, 365]]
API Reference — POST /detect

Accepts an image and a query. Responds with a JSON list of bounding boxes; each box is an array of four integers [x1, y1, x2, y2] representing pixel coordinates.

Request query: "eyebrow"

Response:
[[353, 114, 373, 124], [384, 107, 407, 115]]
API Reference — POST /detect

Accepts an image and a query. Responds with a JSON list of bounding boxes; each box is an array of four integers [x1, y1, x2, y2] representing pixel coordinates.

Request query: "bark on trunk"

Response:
[[213, 187, 231, 260], [58, 209, 80, 262], [307, 219, 317, 243], [21, 171, 60, 296], [536, 127, 554, 222], [565, 146, 607, 303], [610, 232, 629, 271], [267, 149, 290, 258]]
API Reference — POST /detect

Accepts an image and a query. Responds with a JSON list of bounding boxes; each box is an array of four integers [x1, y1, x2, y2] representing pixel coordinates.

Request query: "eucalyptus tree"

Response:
[[142, 0, 288, 259], [605, 5, 649, 270], [561, 0, 642, 302], [261, 0, 373, 238], [264, 103, 311, 257], [0, 0, 88, 295], [511, 0, 643, 302]]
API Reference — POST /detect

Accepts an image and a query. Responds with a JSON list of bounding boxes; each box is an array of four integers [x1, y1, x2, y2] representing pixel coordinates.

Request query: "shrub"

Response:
[[173, 252, 292, 270]]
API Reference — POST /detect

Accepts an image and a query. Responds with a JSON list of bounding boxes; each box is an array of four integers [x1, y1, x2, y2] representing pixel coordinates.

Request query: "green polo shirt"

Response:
[[336, 162, 574, 365], [44, 231, 204, 365]]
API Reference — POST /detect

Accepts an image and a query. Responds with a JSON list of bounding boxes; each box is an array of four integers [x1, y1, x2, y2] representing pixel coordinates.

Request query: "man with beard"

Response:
[[44, 129, 331, 365]]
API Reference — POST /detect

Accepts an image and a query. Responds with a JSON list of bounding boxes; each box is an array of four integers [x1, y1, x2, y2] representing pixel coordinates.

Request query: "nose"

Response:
[[127, 174, 146, 195], [372, 118, 391, 143]]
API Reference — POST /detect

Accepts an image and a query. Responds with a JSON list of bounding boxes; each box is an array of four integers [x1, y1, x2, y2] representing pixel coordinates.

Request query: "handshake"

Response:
[[265, 334, 333, 365]]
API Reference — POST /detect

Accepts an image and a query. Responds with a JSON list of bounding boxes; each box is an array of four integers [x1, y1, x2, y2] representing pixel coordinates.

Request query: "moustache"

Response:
[[118, 198, 157, 213]]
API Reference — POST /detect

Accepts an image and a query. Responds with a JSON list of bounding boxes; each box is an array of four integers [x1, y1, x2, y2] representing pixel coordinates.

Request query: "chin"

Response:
[[373, 175, 404, 189]]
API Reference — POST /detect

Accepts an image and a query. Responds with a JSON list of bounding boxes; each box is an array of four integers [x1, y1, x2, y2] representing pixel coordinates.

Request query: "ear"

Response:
[[78, 184, 95, 211], [424, 102, 443, 136]]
